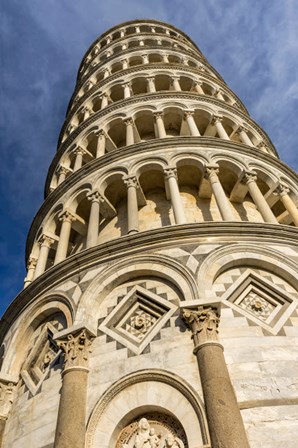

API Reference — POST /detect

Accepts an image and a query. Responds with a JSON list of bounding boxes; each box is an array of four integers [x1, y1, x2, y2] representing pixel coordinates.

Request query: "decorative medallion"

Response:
[[220, 269, 298, 334], [99, 286, 177, 354]]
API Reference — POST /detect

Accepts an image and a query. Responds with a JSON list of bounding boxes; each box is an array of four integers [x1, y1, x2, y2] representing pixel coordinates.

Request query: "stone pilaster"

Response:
[[54, 327, 95, 448], [0, 379, 16, 448], [182, 306, 249, 448]]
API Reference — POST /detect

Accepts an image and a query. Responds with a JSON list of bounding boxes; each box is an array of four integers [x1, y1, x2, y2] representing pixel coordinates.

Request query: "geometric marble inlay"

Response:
[[220, 269, 298, 335], [99, 286, 177, 354]]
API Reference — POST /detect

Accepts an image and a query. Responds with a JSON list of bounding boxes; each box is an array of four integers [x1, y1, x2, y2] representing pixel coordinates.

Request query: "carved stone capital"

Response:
[[123, 118, 134, 126], [182, 306, 220, 352], [0, 380, 16, 419], [56, 328, 95, 371], [58, 210, 76, 224], [184, 110, 195, 119], [241, 171, 257, 185], [123, 175, 139, 189], [204, 165, 219, 180], [274, 183, 290, 197], [211, 114, 223, 125], [27, 256, 37, 270], [153, 111, 164, 120], [57, 165, 71, 176], [38, 234, 55, 248], [164, 167, 177, 180], [73, 145, 87, 156], [95, 129, 106, 138], [87, 190, 104, 203]]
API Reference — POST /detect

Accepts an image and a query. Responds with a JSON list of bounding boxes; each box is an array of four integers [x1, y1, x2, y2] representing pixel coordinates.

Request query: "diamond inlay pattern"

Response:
[[240, 291, 274, 321]]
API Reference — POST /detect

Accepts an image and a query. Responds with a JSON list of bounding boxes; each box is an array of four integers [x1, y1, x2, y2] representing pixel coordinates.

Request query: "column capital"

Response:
[[58, 210, 76, 224], [87, 190, 104, 203], [120, 58, 128, 64], [274, 183, 290, 197], [164, 167, 177, 180], [94, 129, 106, 138], [241, 171, 257, 184], [193, 80, 203, 86], [184, 110, 195, 119], [211, 114, 223, 125], [27, 256, 37, 269], [121, 81, 131, 88], [86, 80, 94, 90], [235, 125, 248, 134], [204, 164, 219, 179], [123, 117, 134, 126], [91, 60, 98, 67], [82, 105, 92, 114], [153, 111, 164, 119], [0, 379, 16, 419], [67, 123, 76, 134], [147, 76, 155, 82], [123, 175, 139, 189], [55, 327, 95, 371], [72, 145, 87, 156], [171, 75, 180, 81], [38, 234, 55, 248], [57, 165, 72, 176], [182, 306, 220, 353]]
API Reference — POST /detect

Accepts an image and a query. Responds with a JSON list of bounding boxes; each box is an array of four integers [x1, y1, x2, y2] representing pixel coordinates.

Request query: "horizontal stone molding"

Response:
[[239, 397, 298, 410], [2, 221, 298, 343]]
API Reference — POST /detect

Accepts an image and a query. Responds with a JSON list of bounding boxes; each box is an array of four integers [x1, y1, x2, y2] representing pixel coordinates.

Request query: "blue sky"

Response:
[[1, 0, 298, 317]]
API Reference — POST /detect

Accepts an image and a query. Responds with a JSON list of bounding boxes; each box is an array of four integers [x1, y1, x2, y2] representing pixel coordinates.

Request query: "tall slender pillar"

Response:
[[82, 106, 91, 121], [73, 147, 86, 172], [182, 306, 249, 448], [54, 327, 95, 448], [171, 76, 181, 91], [184, 111, 200, 136], [205, 166, 235, 221], [193, 81, 204, 94], [121, 58, 128, 70], [212, 115, 230, 140], [86, 191, 103, 248], [274, 184, 298, 226], [162, 54, 169, 63], [103, 68, 110, 79], [57, 166, 71, 186], [100, 93, 109, 109], [154, 112, 167, 138], [34, 235, 55, 279], [95, 130, 106, 157], [122, 82, 131, 98], [142, 54, 149, 64], [54, 211, 76, 264], [236, 126, 254, 147], [215, 89, 225, 101], [0, 379, 16, 448], [124, 118, 135, 145], [147, 77, 156, 93], [24, 256, 37, 287], [164, 168, 186, 224], [242, 172, 277, 224], [123, 176, 139, 234]]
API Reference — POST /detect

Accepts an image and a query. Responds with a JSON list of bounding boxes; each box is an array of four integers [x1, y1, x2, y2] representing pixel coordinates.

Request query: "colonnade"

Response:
[[52, 305, 249, 448], [25, 168, 298, 286]]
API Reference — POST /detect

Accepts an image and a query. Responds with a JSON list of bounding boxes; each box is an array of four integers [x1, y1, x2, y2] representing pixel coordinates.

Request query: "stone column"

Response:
[[164, 168, 186, 224], [120, 29, 125, 38], [57, 166, 70, 186], [121, 58, 128, 70], [184, 111, 200, 136], [86, 191, 103, 248], [0, 379, 16, 447], [24, 256, 37, 287], [215, 89, 225, 101], [54, 328, 95, 448], [205, 166, 235, 221], [95, 130, 106, 157], [101, 93, 109, 109], [142, 54, 149, 64], [54, 211, 76, 264], [162, 54, 169, 63], [236, 126, 254, 147], [275, 184, 298, 226], [242, 172, 277, 224], [147, 77, 156, 93], [183, 307, 249, 448], [193, 81, 204, 94], [212, 115, 230, 140], [154, 112, 167, 138], [171, 76, 181, 91], [82, 106, 91, 121], [103, 68, 110, 79], [123, 176, 139, 234], [124, 118, 135, 145], [34, 235, 55, 279], [73, 147, 86, 172], [122, 82, 131, 99]]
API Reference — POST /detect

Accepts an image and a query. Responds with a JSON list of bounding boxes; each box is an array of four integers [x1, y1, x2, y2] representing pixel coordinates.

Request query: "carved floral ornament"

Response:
[[182, 306, 220, 350], [56, 328, 94, 370]]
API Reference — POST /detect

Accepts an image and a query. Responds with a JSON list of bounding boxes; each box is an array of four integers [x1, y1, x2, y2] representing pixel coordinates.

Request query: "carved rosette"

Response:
[[182, 306, 220, 352], [57, 328, 94, 371]]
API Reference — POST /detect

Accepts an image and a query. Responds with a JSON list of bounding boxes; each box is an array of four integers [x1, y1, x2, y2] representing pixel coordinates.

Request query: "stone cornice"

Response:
[[57, 91, 275, 159], [3, 221, 298, 343], [77, 19, 205, 77], [66, 63, 248, 122]]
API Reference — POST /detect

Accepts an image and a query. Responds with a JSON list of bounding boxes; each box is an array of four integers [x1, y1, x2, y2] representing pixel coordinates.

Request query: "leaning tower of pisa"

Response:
[[1, 19, 298, 448]]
